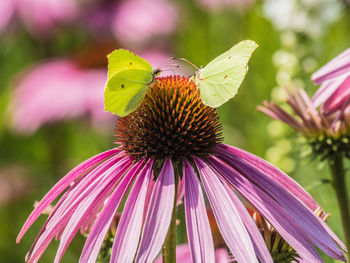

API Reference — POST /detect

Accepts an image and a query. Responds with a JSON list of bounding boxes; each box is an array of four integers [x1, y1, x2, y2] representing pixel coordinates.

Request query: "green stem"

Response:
[[162, 169, 179, 263], [329, 154, 350, 261]]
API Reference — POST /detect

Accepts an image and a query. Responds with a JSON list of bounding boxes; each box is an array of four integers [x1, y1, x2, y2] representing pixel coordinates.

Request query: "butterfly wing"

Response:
[[104, 69, 154, 117], [105, 48, 154, 117], [107, 49, 153, 81], [197, 40, 258, 108]]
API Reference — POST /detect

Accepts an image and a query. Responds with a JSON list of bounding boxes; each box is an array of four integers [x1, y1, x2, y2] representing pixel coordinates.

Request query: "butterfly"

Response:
[[104, 49, 161, 117], [191, 40, 258, 108]]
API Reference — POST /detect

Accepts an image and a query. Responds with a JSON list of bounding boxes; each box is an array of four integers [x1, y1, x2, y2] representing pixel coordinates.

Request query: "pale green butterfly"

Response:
[[190, 40, 258, 108], [104, 49, 162, 117]]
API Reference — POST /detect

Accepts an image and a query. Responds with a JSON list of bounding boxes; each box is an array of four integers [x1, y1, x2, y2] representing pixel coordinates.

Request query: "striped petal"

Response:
[[311, 48, 350, 84], [27, 157, 131, 263], [110, 160, 153, 262], [194, 158, 258, 263], [217, 148, 345, 260], [17, 148, 119, 243], [136, 159, 175, 262], [79, 161, 144, 263], [217, 144, 320, 212], [183, 159, 215, 263], [209, 156, 323, 262], [221, 180, 273, 263]]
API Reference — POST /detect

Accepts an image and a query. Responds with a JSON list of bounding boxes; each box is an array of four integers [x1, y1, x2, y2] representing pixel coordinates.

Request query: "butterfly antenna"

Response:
[[179, 58, 199, 70]]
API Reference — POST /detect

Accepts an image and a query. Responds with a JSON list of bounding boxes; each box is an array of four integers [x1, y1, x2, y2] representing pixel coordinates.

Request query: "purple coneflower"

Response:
[[312, 48, 350, 115], [18, 76, 346, 262], [258, 86, 350, 261], [258, 86, 350, 159]]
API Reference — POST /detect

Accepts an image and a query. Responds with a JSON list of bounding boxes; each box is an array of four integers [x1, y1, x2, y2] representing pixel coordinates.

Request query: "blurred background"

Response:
[[0, 0, 349, 262]]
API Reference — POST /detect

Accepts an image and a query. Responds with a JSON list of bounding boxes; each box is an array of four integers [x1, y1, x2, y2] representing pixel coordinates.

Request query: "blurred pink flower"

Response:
[[154, 244, 230, 263], [0, 0, 16, 33], [0, 0, 79, 35], [196, 0, 254, 12], [17, 0, 79, 33], [11, 59, 112, 134], [312, 48, 350, 114], [112, 0, 178, 45]]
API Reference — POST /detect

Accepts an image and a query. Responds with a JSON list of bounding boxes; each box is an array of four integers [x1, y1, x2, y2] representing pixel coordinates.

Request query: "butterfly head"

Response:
[[153, 68, 162, 77]]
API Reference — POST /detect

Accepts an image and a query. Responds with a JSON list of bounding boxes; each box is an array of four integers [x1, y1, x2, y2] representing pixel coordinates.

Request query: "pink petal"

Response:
[[79, 161, 144, 263], [183, 159, 215, 262], [194, 158, 258, 263], [323, 75, 350, 114], [136, 159, 175, 262], [27, 157, 132, 263], [311, 48, 350, 84], [312, 73, 349, 108], [221, 180, 273, 263], [53, 159, 134, 263], [209, 156, 324, 262], [110, 160, 153, 262], [17, 148, 119, 243], [217, 144, 320, 212], [217, 148, 345, 260]]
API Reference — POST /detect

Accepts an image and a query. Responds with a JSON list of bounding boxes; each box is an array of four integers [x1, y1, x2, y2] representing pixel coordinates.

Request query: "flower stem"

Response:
[[162, 169, 179, 263], [329, 154, 350, 260]]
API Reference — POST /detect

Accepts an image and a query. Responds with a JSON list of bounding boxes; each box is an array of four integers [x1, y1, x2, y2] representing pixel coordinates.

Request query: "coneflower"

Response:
[[259, 85, 350, 261], [18, 76, 346, 262], [258, 86, 350, 160]]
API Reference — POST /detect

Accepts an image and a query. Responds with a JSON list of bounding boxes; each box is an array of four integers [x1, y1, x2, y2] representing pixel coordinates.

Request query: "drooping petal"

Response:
[[194, 158, 258, 263], [79, 161, 144, 263], [221, 180, 273, 263], [136, 159, 175, 262], [323, 76, 350, 114], [27, 157, 132, 263], [183, 159, 215, 263], [218, 145, 346, 250], [25, 155, 127, 262], [311, 48, 350, 84], [110, 160, 153, 262], [312, 74, 349, 108], [17, 148, 119, 243], [217, 148, 345, 260], [209, 156, 324, 262], [217, 144, 320, 212], [54, 158, 135, 263]]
